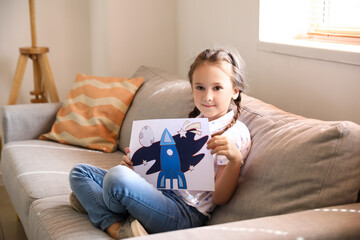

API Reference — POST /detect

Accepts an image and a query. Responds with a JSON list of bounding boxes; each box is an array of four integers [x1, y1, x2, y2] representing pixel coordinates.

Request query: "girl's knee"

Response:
[[105, 166, 131, 185], [103, 166, 139, 193]]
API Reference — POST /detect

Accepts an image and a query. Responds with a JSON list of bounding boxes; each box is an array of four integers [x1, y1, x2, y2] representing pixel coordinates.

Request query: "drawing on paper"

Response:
[[130, 119, 214, 191]]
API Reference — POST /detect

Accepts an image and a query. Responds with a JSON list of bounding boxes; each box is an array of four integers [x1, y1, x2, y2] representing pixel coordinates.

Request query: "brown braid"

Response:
[[188, 106, 201, 118], [211, 94, 242, 137], [187, 48, 247, 136]]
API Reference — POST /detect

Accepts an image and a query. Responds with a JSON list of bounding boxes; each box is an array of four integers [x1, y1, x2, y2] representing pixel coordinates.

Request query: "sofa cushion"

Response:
[[119, 66, 194, 151], [208, 94, 360, 224], [29, 195, 112, 240], [40, 73, 143, 152], [1, 140, 122, 228], [139, 203, 360, 240]]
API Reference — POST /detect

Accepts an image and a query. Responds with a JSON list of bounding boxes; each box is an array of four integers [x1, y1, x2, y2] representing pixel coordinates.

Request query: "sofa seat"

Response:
[[29, 195, 112, 240], [140, 203, 360, 240], [1, 139, 122, 234], [28, 194, 360, 240]]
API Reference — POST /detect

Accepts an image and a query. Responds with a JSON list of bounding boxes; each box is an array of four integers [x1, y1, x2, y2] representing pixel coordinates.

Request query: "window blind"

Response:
[[308, 0, 360, 42]]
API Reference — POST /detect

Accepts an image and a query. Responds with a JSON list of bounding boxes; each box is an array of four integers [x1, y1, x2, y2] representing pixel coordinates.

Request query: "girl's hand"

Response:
[[120, 147, 134, 170], [207, 136, 243, 163], [209, 136, 244, 205]]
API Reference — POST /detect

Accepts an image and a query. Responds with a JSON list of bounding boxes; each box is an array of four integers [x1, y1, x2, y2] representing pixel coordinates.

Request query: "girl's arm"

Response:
[[207, 136, 243, 205]]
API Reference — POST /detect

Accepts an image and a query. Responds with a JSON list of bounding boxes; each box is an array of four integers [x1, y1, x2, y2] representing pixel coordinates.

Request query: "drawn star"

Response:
[[189, 165, 194, 171], [142, 160, 147, 166], [177, 128, 187, 138]]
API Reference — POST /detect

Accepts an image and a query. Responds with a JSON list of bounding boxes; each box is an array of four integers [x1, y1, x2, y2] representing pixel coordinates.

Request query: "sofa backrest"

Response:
[[209, 94, 360, 224], [121, 66, 360, 225]]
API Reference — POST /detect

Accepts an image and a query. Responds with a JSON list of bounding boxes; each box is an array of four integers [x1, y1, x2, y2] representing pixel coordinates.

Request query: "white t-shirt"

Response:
[[174, 110, 251, 217]]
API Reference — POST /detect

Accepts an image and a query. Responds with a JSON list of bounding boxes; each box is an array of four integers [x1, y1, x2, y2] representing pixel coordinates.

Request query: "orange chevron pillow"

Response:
[[40, 73, 143, 152]]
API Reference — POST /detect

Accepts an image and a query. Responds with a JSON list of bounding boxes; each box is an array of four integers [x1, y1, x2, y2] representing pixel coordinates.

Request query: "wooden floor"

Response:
[[0, 173, 28, 239]]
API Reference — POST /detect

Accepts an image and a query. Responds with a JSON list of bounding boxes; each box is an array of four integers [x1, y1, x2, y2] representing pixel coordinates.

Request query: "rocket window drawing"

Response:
[[129, 118, 215, 191]]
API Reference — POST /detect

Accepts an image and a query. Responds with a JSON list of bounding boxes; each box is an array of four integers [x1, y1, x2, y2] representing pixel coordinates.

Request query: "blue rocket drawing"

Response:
[[157, 128, 187, 189], [131, 125, 209, 190]]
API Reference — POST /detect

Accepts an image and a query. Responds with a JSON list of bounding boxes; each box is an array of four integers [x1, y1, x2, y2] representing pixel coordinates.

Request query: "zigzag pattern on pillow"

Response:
[[40, 73, 143, 152]]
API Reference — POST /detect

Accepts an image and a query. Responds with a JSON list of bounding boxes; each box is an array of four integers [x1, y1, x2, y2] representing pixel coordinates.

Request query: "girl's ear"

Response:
[[232, 88, 240, 100]]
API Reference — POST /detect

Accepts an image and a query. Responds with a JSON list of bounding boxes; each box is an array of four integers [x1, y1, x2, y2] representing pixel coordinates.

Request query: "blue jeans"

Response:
[[69, 163, 208, 233]]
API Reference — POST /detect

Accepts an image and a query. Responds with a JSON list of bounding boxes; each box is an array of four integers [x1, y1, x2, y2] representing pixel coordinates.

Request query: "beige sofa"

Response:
[[1, 66, 360, 240]]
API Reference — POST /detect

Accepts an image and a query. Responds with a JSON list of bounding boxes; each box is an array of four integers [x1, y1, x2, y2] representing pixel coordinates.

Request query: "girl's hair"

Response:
[[188, 48, 247, 136]]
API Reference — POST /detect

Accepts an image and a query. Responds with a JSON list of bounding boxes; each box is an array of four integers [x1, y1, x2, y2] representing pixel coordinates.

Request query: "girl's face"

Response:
[[191, 62, 239, 121]]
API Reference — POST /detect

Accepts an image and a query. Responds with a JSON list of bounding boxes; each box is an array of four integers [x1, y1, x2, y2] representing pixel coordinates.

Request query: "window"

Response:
[[259, 0, 360, 65], [307, 0, 360, 44]]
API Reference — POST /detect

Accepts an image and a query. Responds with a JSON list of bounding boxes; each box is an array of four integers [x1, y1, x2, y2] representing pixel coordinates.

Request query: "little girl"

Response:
[[69, 48, 251, 239]]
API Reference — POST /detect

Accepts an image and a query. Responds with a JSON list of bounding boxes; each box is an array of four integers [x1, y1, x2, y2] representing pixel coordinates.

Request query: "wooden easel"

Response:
[[8, 0, 59, 105]]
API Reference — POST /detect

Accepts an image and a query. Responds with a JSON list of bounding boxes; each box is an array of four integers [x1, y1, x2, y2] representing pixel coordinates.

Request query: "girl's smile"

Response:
[[202, 104, 215, 108]]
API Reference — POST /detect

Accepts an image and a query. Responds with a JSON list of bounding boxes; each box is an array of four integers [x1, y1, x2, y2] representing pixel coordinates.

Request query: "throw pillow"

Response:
[[40, 73, 143, 152]]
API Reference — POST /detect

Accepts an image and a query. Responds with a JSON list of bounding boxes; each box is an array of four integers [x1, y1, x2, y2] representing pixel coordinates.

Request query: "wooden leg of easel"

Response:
[[38, 53, 59, 102], [8, 54, 29, 105], [31, 57, 47, 103]]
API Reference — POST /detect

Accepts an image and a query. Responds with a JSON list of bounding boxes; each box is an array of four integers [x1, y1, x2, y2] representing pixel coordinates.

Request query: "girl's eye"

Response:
[[196, 86, 205, 90], [214, 86, 222, 91]]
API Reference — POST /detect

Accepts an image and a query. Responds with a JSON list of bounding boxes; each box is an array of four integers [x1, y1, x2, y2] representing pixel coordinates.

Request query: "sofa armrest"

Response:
[[139, 203, 360, 240], [1, 103, 61, 145]]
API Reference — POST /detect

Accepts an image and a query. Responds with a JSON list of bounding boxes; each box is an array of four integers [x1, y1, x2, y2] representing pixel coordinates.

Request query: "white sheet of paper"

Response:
[[129, 118, 214, 191]]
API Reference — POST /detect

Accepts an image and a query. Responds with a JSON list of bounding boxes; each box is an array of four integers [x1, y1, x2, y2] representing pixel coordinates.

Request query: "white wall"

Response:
[[1, 0, 359, 124], [0, 0, 177, 106], [0, 0, 92, 105], [90, 0, 177, 78], [176, 0, 360, 124]]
